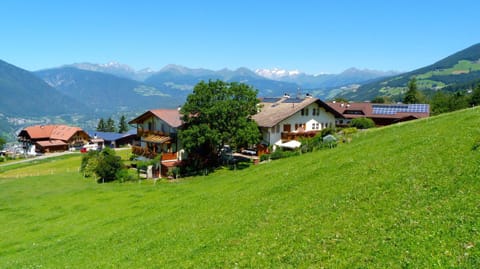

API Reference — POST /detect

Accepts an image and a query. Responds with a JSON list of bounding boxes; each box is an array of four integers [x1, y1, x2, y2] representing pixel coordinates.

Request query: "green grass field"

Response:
[[1, 109, 480, 268]]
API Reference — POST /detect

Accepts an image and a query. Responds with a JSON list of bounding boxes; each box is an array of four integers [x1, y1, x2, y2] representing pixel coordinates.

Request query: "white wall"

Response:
[[262, 103, 336, 145]]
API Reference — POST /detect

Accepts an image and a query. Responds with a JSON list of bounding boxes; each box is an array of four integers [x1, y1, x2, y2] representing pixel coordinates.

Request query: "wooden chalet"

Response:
[[128, 109, 184, 178], [18, 125, 90, 153]]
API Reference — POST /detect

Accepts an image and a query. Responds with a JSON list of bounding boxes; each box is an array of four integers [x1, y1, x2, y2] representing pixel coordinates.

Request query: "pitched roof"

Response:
[[88, 129, 137, 142], [129, 109, 182, 128], [22, 125, 86, 141], [252, 97, 343, 128], [22, 125, 56, 139], [50, 125, 84, 141], [36, 140, 68, 147], [327, 102, 430, 119]]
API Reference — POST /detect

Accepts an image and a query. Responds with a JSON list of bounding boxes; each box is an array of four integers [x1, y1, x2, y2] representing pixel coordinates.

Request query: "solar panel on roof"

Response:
[[262, 97, 282, 103], [282, 98, 304, 103], [372, 104, 429, 115]]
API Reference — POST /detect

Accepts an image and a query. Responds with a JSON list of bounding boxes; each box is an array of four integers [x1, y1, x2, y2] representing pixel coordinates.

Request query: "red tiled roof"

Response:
[[36, 140, 68, 147], [50, 125, 84, 141], [129, 109, 182, 128], [23, 125, 56, 139], [22, 125, 88, 141]]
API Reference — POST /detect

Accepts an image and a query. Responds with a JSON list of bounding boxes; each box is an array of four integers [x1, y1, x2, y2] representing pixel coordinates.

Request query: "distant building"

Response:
[[327, 102, 430, 127], [252, 95, 343, 148], [88, 129, 137, 148], [17, 125, 90, 153]]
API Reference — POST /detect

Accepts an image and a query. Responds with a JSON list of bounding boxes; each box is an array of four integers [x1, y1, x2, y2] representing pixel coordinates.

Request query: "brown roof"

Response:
[[21, 125, 87, 141], [326, 102, 430, 120], [50, 125, 84, 141], [129, 109, 182, 128], [22, 125, 56, 139], [36, 140, 68, 147], [252, 97, 343, 128]]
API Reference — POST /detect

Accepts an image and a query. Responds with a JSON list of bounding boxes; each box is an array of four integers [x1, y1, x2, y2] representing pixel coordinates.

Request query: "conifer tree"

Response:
[[118, 115, 129, 133]]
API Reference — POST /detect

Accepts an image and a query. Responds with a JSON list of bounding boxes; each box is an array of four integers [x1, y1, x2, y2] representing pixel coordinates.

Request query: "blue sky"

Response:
[[1, 0, 479, 74]]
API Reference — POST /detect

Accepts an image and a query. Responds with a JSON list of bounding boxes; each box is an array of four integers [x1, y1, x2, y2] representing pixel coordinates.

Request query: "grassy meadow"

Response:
[[1, 108, 480, 267]]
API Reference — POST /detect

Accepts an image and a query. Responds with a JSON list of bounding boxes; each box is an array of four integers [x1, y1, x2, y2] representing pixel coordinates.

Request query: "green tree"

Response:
[[469, 84, 480, 106], [403, 77, 425, 104], [96, 118, 106, 132], [371, 95, 393, 104], [95, 147, 124, 183], [179, 80, 260, 166], [106, 117, 116, 132], [0, 136, 6, 149], [350, 117, 375, 129], [118, 115, 129, 133]]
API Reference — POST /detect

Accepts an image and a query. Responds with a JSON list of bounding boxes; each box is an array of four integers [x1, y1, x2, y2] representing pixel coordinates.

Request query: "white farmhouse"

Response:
[[252, 96, 344, 147]]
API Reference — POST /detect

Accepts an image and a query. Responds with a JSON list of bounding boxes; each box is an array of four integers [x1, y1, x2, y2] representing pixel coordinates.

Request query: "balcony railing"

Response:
[[281, 131, 318, 141], [132, 145, 178, 161], [137, 128, 170, 137]]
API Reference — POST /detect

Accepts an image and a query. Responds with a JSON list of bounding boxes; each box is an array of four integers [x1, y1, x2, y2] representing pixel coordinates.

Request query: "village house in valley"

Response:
[[327, 102, 430, 127], [252, 95, 344, 149], [18, 125, 91, 153], [128, 109, 184, 177]]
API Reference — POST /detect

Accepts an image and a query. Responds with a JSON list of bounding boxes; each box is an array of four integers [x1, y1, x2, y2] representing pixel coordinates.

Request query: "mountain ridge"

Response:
[[337, 43, 480, 101]]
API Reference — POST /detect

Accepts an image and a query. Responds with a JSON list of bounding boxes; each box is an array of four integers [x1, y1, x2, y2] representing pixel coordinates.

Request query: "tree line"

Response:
[[370, 77, 480, 115], [96, 115, 129, 133]]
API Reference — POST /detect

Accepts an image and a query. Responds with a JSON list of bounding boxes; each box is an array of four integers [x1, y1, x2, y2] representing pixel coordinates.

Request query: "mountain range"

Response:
[[337, 43, 480, 101], [2, 42, 480, 139]]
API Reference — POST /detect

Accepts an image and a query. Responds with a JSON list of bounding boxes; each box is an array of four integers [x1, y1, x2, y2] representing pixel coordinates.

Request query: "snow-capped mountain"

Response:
[[65, 62, 145, 81], [256, 67, 400, 89]]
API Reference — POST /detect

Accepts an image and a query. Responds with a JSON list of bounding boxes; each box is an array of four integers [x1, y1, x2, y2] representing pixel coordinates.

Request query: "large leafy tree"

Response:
[[179, 80, 260, 163]]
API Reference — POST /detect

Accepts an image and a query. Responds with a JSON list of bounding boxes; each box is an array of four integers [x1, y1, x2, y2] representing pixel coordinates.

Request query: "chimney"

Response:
[[284, 93, 290, 98]]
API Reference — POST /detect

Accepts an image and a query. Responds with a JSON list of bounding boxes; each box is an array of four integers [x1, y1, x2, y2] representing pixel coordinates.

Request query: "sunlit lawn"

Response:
[[1, 110, 480, 267]]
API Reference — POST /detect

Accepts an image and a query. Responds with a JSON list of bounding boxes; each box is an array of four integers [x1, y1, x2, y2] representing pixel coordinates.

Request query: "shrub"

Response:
[[260, 154, 270, 162], [350, 117, 375, 129], [0, 156, 4, 162], [95, 148, 124, 183], [320, 127, 335, 137], [116, 169, 136, 183]]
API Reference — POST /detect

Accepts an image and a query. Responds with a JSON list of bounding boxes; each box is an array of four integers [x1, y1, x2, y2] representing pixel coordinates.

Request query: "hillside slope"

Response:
[[1, 108, 480, 267], [0, 60, 84, 117], [338, 43, 480, 100], [35, 67, 182, 113]]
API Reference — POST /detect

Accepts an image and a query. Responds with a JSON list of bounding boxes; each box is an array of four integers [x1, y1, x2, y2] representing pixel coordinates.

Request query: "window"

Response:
[[301, 109, 305, 116], [305, 108, 309, 116], [283, 124, 291, 132]]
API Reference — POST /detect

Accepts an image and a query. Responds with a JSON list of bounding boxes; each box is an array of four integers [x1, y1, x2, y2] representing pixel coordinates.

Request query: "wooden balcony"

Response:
[[281, 131, 318, 141], [131, 145, 178, 161], [137, 128, 170, 138]]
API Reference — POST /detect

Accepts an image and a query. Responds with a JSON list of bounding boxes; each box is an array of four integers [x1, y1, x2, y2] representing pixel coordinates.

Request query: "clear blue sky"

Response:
[[1, 0, 479, 74]]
